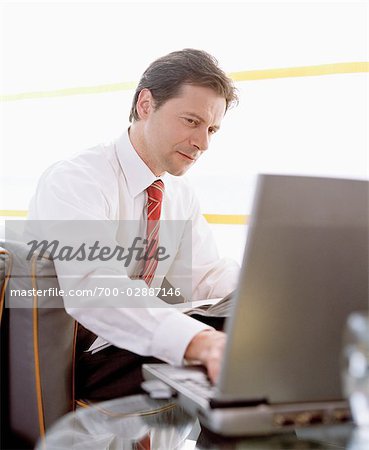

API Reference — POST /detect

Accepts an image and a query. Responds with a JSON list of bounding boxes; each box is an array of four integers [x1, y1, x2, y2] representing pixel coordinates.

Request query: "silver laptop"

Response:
[[142, 174, 369, 436]]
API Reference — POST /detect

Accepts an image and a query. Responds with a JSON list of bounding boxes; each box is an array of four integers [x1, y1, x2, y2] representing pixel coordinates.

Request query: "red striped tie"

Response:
[[141, 180, 164, 286]]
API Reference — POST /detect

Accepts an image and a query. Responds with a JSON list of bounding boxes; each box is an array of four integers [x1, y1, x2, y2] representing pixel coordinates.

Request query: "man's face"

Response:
[[139, 84, 226, 176]]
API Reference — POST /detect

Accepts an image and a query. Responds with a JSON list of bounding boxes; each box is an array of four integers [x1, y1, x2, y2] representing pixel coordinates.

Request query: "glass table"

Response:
[[35, 395, 369, 449]]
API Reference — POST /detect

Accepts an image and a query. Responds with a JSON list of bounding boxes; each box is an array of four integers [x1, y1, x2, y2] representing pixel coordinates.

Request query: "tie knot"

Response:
[[146, 179, 164, 203]]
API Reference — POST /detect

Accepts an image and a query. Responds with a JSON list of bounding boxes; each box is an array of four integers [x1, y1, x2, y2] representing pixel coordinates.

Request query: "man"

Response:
[[28, 49, 240, 400]]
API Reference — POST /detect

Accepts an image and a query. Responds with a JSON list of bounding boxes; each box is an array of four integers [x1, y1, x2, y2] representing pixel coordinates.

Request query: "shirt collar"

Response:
[[115, 129, 165, 198]]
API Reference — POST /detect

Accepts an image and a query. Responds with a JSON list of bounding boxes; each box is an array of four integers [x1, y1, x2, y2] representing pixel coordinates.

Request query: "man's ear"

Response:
[[136, 88, 154, 120]]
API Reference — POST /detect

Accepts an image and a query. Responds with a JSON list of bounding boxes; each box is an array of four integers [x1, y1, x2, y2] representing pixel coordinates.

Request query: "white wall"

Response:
[[1, 1, 368, 262]]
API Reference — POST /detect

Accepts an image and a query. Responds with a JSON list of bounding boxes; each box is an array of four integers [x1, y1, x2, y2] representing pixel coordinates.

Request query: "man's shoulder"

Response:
[[42, 139, 120, 185]]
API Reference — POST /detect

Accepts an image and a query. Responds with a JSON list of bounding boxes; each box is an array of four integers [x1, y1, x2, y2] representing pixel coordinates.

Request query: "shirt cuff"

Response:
[[150, 311, 213, 366]]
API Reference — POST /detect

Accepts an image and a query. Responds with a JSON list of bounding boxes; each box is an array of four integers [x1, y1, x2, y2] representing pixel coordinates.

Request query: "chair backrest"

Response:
[[0, 240, 77, 445], [1, 247, 13, 447]]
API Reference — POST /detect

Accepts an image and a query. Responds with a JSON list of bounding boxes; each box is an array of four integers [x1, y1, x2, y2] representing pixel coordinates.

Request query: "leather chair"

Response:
[[0, 241, 77, 448]]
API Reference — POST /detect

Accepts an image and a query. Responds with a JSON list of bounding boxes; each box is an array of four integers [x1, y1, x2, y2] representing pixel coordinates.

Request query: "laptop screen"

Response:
[[219, 175, 368, 403]]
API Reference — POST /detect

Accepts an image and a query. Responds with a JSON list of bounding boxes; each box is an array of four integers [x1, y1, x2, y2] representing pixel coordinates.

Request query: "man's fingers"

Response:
[[205, 335, 226, 384], [184, 330, 227, 383]]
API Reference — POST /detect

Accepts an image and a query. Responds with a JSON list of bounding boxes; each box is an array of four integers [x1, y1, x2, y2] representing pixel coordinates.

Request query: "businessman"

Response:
[[28, 49, 240, 400]]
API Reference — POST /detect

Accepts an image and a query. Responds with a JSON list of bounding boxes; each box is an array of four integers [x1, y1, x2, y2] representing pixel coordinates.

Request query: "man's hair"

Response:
[[129, 48, 238, 122]]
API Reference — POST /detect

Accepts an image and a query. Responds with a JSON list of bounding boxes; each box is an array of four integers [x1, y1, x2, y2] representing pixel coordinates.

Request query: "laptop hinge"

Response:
[[209, 397, 269, 409]]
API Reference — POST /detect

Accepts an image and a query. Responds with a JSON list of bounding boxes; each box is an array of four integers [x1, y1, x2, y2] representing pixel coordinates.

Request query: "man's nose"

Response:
[[190, 128, 210, 152]]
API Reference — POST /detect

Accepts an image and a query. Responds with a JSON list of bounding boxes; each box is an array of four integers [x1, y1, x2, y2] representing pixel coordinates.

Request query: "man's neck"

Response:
[[128, 124, 145, 159], [128, 124, 164, 177]]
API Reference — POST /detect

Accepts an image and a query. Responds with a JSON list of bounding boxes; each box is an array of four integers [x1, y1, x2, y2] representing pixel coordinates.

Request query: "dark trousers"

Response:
[[75, 317, 225, 402], [75, 324, 161, 401]]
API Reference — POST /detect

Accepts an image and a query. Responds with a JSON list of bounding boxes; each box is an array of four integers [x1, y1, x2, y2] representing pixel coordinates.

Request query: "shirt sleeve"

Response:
[[27, 163, 211, 366]]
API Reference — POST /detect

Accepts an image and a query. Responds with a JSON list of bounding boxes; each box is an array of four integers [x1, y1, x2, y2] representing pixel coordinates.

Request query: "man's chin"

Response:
[[167, 164, 192, 177], [168, 168, 191, 177]]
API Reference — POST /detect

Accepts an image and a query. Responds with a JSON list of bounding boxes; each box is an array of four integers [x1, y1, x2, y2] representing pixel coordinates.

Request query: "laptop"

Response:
[[142, 174, 369, 436]]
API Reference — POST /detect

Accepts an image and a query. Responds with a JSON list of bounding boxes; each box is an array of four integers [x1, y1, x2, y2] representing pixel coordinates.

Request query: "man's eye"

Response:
[[186, 118, 195, 124], [209, 128, 216, 135]]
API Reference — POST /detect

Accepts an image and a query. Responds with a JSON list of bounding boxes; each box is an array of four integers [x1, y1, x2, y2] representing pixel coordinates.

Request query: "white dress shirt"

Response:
[[28, 130, 239, 365]]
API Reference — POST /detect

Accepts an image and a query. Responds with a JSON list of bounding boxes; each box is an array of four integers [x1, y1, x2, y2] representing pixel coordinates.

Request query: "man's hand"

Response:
[[184, 330, 226, 384]]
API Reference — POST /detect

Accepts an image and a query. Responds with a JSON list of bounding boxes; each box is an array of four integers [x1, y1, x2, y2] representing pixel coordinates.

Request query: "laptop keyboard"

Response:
[[153, 365, 217, 399], [177, 376, 217, 399]]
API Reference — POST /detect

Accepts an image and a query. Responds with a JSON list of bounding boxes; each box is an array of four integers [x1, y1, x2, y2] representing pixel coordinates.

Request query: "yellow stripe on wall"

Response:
[[1, 62, 367, 102], [1, 81, 137, 102], [0, 210, 248, 224], [0, 210, 28, 217], [204, 214, 248, 225], [229, 61, 368, 82]]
